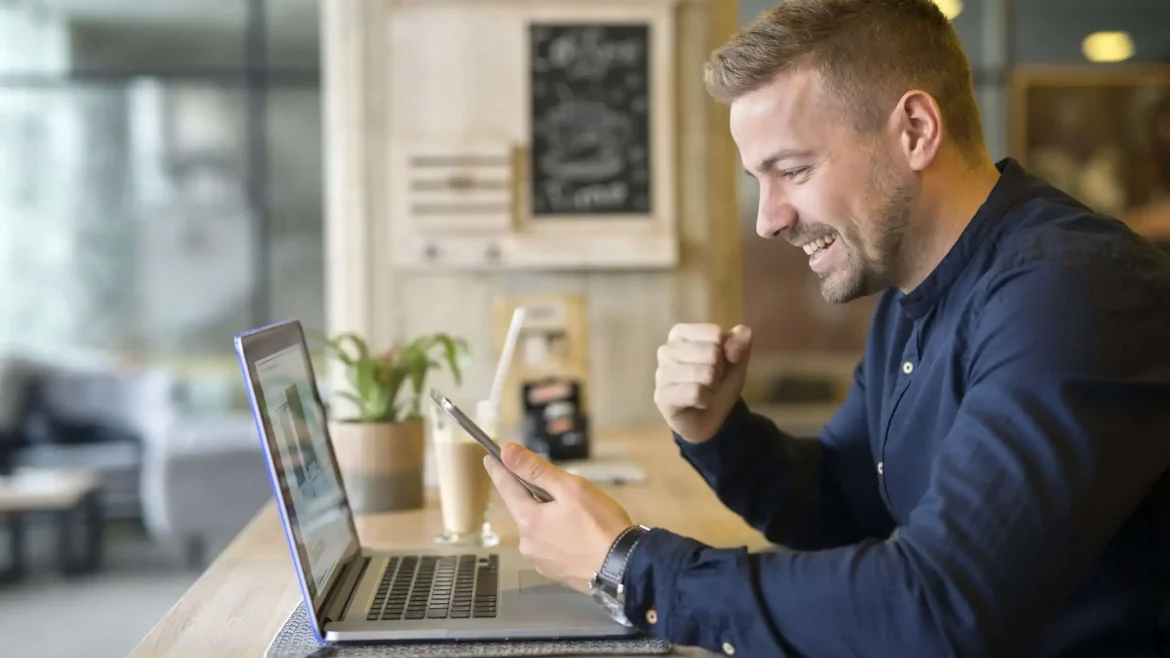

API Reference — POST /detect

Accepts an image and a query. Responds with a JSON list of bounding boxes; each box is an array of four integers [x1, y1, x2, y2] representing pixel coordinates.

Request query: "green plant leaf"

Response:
[[354, 358, 378, 410], [407, 355, 429, 420], [367, 384, 394, 422], [433, 334, 466, 386], [335, 390, 364, 415], [317, 330, 468, 425], [335, 333, 370, 363], [314, 332, 369, 367], [306, 328, 331, 347]]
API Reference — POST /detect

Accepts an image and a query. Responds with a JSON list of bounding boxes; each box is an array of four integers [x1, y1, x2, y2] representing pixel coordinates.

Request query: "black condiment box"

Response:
[[520, 377, 590, 462]]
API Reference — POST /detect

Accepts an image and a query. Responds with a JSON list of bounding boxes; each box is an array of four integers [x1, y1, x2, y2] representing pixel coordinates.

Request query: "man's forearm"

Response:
[[621, 529, 964, 657], [674, 399, 863, 549]]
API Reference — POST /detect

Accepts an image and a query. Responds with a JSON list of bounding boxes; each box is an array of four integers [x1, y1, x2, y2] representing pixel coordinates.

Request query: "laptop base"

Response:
[[269, 601, 671, 656], [326, 547, 636, 643]]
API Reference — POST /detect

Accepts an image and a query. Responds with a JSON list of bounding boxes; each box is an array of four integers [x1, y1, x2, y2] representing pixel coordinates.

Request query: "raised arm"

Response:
[[674, 364, 892, 549]]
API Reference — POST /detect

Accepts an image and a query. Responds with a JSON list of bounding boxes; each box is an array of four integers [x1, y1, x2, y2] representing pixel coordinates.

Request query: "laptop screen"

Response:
[[243, 327, 357, 606]]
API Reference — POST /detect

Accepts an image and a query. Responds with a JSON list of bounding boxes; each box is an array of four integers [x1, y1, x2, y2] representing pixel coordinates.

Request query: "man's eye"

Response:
[[781, 167, 810, 180]]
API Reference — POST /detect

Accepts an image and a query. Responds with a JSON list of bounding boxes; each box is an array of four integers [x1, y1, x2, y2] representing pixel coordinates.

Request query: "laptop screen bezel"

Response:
[[235, 319, 362, 638]]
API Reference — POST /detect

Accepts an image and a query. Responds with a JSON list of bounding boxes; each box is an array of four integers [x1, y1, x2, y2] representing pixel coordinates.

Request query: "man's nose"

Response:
[[756, 202, 798, 239]]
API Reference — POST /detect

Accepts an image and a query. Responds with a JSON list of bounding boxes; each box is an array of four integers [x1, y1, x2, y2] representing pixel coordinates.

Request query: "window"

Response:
[[0, 0, 323, 377]]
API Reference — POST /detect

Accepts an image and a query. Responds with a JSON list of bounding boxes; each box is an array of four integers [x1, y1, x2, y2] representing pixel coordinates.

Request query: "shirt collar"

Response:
[[897, 157, 1031, 320]]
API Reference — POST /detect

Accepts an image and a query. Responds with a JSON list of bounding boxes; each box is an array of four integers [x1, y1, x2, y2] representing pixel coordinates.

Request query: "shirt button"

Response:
[[646, 608, 658, 625], [902, 361, 914, 374], [722, 641, 736, 655], [877, 461, 884, 475]]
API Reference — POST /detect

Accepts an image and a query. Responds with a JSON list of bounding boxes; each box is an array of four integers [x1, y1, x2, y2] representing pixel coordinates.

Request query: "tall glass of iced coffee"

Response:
[[427, 399, 499, 547]]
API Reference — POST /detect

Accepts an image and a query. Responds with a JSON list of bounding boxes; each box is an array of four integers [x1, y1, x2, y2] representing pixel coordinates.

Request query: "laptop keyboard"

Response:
[[367, 554, 499, 621]]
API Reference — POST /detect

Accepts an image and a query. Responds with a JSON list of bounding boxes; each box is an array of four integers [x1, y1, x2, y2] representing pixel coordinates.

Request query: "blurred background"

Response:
[[0, 0, 1168, 655]]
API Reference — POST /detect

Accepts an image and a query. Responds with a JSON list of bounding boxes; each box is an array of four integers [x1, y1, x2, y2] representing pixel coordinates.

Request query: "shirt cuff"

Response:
[[621, 527, 781, 655], [672, 398, 754, 479], [621, 528, 704, 635]]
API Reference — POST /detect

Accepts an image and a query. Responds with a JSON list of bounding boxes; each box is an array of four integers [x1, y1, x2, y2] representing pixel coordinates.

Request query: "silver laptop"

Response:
[[234, 319, 635, 644]]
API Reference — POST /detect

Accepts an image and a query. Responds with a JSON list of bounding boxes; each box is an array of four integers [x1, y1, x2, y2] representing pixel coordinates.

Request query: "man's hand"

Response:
[[654, 323, 753, 443], [484, 443, 633, 594]]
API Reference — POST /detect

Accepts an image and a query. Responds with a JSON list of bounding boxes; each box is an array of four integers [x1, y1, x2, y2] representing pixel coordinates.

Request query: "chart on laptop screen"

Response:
[[255, 345, 351, 595]]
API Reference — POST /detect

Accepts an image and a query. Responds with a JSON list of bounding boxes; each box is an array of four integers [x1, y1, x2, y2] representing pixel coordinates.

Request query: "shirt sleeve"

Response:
[[622, 260, 1170, 657], [673, 361, 891, 550]]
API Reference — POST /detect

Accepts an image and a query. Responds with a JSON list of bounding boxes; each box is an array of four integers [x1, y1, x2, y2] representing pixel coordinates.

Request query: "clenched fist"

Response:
[[654, 323, 752, 443]]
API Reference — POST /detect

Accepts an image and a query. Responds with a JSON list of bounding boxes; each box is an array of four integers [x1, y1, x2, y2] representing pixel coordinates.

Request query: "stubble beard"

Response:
[[819, 167, 914, 304]]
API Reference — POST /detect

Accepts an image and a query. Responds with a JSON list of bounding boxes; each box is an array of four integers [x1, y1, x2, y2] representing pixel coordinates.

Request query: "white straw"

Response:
[[488, 307, 527, 411]]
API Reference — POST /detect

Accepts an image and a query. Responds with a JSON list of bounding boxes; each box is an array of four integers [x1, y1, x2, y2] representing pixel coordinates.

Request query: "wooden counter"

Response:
[[128, 426, 771, 657]]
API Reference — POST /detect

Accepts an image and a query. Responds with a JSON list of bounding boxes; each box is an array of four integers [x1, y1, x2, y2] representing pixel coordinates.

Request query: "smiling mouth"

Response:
[[801, 234, 837, 257]]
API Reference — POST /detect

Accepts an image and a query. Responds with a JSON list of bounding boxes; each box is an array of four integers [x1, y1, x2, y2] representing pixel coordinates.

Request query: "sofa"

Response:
[[139, 410, 271, 567], [0, 355, 272, 568], [0, 356, 154, 521]]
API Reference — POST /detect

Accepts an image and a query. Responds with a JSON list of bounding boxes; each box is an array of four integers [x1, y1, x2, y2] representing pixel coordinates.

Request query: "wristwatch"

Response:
[[589, 524, 651, 626]]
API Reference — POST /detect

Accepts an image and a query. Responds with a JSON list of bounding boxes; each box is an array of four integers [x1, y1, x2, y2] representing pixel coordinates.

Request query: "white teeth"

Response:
[[802, 235, 836, 256]]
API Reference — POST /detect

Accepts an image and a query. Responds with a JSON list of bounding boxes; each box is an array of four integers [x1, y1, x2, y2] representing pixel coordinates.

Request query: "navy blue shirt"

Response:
[[623, 158, 1170, 657]]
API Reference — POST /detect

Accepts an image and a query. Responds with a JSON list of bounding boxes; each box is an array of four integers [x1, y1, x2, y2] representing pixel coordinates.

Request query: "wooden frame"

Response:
[[385, 0, 679, 271], [1009, 65, 1170, 241]]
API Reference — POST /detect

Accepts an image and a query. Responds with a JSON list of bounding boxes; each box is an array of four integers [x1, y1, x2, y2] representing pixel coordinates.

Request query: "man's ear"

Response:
[[891, 89, 943, 172]]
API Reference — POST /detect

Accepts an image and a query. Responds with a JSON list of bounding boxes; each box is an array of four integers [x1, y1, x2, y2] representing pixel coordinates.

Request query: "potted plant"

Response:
[[316, 330, 468, 513]]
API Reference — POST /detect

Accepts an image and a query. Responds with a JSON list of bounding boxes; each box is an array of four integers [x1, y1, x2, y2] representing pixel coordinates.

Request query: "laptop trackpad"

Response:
[[518, 569, 573, 595]]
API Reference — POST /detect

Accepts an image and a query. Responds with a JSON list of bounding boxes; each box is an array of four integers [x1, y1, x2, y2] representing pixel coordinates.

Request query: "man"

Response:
[[483, 1, 1170, 656]]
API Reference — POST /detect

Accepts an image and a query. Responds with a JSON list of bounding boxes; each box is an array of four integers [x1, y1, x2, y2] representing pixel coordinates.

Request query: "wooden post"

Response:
[[705, 0, 744, 330], [322, 0, 374, 346]]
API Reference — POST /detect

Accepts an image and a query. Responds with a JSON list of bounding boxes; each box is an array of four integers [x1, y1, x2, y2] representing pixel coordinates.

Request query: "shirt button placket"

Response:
[[879, 327, 921, 512]]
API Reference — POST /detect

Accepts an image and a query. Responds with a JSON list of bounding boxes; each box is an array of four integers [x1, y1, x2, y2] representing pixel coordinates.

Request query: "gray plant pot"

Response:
[[329, 419, 425, 513]]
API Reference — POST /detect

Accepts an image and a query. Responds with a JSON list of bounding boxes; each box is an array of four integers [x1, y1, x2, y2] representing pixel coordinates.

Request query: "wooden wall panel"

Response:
[[325, 0, 741, 430]]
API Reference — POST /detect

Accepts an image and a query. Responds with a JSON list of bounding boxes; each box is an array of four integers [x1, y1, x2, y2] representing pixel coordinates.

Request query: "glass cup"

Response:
[[427, 400, 500, 547]]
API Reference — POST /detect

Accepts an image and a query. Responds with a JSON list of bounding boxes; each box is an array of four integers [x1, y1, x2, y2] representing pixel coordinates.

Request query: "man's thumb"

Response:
[[724, 325, 753, 365], [501, 442, 557, 486]]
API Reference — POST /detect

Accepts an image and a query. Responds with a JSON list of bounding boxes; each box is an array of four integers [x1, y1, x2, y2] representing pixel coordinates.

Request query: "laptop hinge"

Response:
[[320, 554, 370, 624]]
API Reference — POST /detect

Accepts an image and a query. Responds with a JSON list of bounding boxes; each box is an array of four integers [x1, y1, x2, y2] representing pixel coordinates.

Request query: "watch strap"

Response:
[[599, 524, 650, 586]]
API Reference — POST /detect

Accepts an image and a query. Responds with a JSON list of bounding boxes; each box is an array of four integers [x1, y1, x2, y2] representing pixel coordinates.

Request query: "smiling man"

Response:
[[483, 1, 1170, 656]]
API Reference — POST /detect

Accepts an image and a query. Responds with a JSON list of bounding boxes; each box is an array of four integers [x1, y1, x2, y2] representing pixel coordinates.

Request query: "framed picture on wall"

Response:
[[1009, 65, 1170, 244], [385, 0, 680, 271]]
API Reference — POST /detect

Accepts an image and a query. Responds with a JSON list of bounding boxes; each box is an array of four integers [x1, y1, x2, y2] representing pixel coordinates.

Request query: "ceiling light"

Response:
[[1082, 31, 1135, 63], [931, 0, 963, 20]]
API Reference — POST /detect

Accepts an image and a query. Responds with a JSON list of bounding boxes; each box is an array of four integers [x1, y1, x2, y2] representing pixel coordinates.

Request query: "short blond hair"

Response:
[[705, 0, 984, 158]]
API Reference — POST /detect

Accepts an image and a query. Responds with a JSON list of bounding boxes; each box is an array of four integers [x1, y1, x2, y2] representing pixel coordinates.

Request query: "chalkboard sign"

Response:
[[529, 23, 652, 217]]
